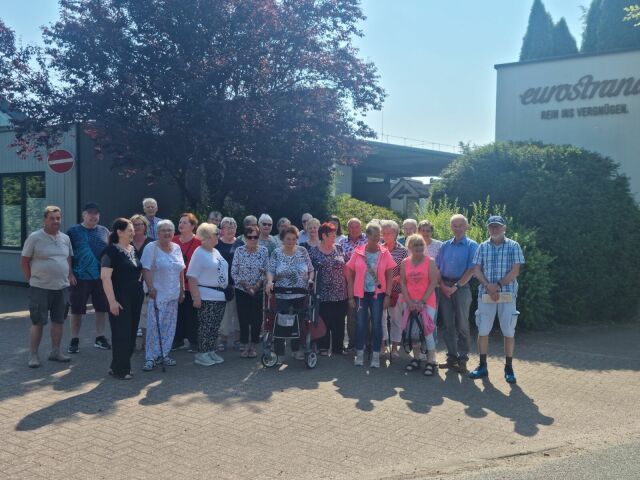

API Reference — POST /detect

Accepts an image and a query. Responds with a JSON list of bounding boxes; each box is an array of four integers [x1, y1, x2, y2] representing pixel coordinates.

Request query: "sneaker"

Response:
[[370, 352, 380, 368], [504, 366, 517, 384], [207, 351, 225, 365], [292, 350, 305, 361], [161, 356, 177, 366], [468, 364, 489, 379], [194, 352, 216, 366], [48, 351, 71, 363], [94, 336, 111, 350], [28, 352, 40, 368], [354, 350, 364, 366], [142, 360, 155, 371], [67, 337, 80, 354]]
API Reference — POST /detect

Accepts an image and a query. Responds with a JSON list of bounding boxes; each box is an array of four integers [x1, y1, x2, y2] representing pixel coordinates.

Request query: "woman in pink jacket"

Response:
[[346, 221, 395, 368]]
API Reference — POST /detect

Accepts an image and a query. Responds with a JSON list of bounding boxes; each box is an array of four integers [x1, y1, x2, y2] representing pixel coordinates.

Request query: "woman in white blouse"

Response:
[[187, 223, 229, 367]]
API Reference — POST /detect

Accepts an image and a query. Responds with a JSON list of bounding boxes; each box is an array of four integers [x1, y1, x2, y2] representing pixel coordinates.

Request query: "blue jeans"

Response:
[[355, 293, 384, 353]]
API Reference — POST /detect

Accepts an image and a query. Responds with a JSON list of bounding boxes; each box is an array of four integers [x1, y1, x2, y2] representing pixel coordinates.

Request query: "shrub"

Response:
[[330, 194, 402, 229], [416, 197, 554, 329], [431, 142, 640, 325]]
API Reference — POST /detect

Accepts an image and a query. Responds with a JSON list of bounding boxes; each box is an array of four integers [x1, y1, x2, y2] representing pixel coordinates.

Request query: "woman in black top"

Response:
[[100, 218, 144, 379]]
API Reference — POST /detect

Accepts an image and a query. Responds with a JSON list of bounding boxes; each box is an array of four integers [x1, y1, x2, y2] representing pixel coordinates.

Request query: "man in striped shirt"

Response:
[[469, 215, 525, 384]]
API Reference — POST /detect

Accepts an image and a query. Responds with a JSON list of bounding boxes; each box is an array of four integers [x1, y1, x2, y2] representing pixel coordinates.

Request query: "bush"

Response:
[[431, 142, 640, 325], [330, 194, 402, 229], [416, 197, 554, 329]]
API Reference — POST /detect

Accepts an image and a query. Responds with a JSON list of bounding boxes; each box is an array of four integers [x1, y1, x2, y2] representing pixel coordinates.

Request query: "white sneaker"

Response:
[[194, 352, 215, 366], [354, 350, 364, 366], [370, 352, 380, 368], [207, 351, 225, 364]]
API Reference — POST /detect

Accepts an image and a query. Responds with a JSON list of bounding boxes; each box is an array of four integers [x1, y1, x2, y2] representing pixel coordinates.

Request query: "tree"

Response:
[[625, 4, 640, 26], [582, 0, 640, 52], [551, 18, 578, 56], [520, 0, 555, 61], [581, 0, 603, 53], [8, 0, 385, 216], [0, 19, 35, 110], [431, 142, 640, 326]]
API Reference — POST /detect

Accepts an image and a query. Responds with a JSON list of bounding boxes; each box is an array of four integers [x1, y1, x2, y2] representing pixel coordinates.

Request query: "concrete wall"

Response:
[[495, 49, 640, 198]]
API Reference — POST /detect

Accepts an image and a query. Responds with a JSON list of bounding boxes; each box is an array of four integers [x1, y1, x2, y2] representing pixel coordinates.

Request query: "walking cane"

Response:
[[386, 310, 393, 364], [153, 299, 166, 373]]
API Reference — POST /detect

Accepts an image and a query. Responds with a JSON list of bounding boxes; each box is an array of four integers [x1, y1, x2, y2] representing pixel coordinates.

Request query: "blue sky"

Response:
[[3, 0, 586, 149]]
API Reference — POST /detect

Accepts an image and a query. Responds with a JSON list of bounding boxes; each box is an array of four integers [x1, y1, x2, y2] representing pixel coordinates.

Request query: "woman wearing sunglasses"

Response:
[[231, 225, 269, 358]]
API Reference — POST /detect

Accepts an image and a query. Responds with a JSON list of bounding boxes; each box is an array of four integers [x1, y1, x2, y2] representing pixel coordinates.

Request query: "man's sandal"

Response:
[[423, 363, 438, 376]]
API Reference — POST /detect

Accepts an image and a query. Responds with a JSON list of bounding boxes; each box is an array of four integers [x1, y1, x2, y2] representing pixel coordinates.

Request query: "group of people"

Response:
[[21, 198, 525, 384]]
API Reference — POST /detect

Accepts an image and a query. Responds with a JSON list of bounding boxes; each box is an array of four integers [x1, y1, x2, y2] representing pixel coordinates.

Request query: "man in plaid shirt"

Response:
[[469, 215, 525, 384]]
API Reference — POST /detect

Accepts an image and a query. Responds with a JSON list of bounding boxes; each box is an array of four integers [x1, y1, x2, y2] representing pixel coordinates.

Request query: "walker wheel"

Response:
[[305, 351, 318, 369], [261, 351, 278, 368]]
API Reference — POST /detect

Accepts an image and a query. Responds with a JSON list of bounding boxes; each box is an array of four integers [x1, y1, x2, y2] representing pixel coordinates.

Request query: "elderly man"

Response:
[[399, 218, 418, 246], [469, 216, 525, 384], [436, 214, 478, 374], [21, 206, 75, 367], [337, 217, 368, 351], [143, 198, 163, 240], [297, 212, 313, 244], [66, 202, 111, 353], [258, 213, 278, 255]]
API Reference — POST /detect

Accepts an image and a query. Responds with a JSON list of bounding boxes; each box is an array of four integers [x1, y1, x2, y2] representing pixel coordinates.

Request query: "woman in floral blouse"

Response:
[[231, 225, 269, 358], [308, 222, 348, 356]]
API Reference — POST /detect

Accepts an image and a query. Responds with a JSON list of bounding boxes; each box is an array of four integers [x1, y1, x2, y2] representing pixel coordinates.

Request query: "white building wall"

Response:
[[495, 49, 640, 198]]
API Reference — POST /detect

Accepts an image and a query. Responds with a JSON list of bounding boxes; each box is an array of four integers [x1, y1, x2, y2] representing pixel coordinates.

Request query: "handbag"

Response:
[[276, 312, 297, 327]]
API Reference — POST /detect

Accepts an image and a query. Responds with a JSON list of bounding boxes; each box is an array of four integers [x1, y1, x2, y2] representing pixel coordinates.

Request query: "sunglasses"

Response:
[[261, 223, 272, 227], [246, 235, 259, 240]]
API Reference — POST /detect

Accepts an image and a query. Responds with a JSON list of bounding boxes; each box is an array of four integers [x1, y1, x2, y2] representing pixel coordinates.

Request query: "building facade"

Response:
[[495, 48, 640, 198]]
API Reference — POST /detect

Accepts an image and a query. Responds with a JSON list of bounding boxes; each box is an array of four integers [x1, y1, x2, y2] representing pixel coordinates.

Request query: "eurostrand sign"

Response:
[[519, 74, 640, 121], [495, 48, 640, 198]]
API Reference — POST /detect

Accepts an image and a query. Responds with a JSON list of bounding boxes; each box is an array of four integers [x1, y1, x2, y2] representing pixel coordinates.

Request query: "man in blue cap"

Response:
[[469, 215, 525, 384]]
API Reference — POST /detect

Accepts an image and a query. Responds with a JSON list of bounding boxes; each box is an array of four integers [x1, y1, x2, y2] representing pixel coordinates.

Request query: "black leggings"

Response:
[[318, 300, 347, 353], [235, 288, 262, 344], [109, 288, 143, 376]]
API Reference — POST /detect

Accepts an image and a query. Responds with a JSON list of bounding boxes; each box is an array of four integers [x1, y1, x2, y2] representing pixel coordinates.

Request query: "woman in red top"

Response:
[[172, 212, 202, 350]]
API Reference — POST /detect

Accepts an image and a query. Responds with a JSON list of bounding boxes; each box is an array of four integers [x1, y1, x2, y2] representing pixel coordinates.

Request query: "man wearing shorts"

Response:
[[469, 215, 525, 384], [21, 206, 75, 367], [66, 202, 111, 353]]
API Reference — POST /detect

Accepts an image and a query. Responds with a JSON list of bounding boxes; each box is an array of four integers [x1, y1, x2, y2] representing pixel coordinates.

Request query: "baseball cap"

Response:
[[83, 202, 100, 212], [486, 215, 506, 226]]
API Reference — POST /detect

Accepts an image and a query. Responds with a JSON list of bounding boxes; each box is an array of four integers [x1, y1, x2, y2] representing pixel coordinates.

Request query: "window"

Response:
[[0, 173, 46, 249]]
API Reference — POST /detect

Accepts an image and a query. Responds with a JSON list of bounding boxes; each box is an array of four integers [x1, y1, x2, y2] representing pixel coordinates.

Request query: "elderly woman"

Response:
[[131, 214, 152, 340], [308, 222, 348, 356], [380, 219, 408, 358], [400, 234, 439, 376], [231, 225, 269, 358], [266, 226, 314, 360], [418, 220, 443, 259], [141, 220, 185, 371], [275, 218, 291, 246], [258, 213, 278, 255], [326, 215, 346, 242], [216, 217, 243, 351], [172, 213, 202, 351], [399, 219, 418, 246], [187, 223, 228, 366], [101, 218, 144, 379], [300, 218, 321, 250], [346, 221, 395, 368]]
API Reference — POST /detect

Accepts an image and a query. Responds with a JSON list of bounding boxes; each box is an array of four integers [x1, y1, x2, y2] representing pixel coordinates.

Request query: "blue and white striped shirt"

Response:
[[473, 237, 525, 296]]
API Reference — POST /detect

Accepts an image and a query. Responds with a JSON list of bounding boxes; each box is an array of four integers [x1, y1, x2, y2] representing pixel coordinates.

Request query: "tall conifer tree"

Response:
[[552, 18, 579, 56], [520, 0, 555, 60], [582, 0, 603, 52], [595, 0, 640, 50]]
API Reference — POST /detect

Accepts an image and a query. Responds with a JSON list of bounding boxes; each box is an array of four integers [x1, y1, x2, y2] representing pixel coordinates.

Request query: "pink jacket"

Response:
[[345, 244, 395, 298]]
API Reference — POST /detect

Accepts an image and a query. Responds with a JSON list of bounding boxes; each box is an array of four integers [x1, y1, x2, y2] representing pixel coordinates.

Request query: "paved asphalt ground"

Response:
[[1, 285, 639, 479]]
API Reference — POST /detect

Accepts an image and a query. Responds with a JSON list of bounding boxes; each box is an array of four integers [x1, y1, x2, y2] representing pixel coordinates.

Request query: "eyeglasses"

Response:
[[246, 235, 259, 240], [261, 223, 272, 227]]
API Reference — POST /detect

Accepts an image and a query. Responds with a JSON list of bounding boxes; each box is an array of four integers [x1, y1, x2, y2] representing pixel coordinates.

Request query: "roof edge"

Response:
[[494, 46, 640, 70]]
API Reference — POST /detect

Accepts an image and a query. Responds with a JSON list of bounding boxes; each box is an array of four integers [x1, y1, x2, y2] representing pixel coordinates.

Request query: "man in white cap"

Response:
[[469, 215, 525, 384]]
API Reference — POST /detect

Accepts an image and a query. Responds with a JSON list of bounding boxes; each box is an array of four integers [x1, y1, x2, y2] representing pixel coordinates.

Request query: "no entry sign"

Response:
[[48, 150, 75, 173]]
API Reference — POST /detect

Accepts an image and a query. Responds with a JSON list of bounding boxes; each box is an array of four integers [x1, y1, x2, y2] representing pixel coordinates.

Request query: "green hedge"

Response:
[[330, 194, 402, 229], [416, 197, 554, 329], [431, 142, 640, 325]]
